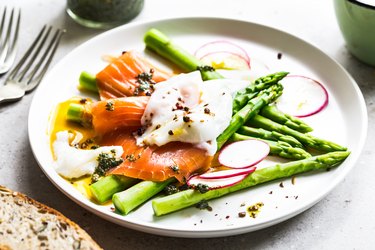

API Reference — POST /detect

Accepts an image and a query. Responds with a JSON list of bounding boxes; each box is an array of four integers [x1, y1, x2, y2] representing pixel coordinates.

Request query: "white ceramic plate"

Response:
[[28, 17, 367, 238]]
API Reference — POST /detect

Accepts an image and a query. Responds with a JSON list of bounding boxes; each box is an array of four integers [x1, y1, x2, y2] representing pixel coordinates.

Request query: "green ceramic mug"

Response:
[[334, 0, 375, 66]]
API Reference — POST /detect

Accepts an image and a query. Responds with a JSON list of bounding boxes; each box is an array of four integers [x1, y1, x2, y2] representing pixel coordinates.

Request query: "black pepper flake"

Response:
[[155, 124, 161, 130], [238, 212, 246, 218], [79, 98, 87, 104], [183, 116, 191, 122], [279, 182, 284, 188], [295, 196, 299, 200], [285, 196, 289, 198], [200, 219, 203, 223], [204, 108, 210, 114], [150, 68, 155, 74], [277, 52, 283, 60], [110, 207, 115, 212], [175, 102, 184, 110], [225, 215, 230, 219], [168, 130, 174, 135], [183, 106, 189, 112], [137, 127, 146, 136], [269, 191, 273, 194], [105, 101, 114, 111]]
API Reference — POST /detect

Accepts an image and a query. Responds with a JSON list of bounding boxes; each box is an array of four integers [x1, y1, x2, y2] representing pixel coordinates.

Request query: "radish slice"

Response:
[[187, 173, 249, 190], [199, 166, 256, 179], [276, 75, 329, 117], [195, 40, 250, 65], [218, 140, 270, 169], [199, 52, 250, 70]]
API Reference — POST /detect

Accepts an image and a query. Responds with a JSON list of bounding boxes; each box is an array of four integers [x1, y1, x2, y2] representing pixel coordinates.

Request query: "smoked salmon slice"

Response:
[[96, 51, 171, 100], [99, 130, 213, 182], [89, 96, 149, 135]]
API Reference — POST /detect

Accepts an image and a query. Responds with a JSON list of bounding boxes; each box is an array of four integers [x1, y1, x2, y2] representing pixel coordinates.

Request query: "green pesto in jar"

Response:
[[67, 0, 144, 28]]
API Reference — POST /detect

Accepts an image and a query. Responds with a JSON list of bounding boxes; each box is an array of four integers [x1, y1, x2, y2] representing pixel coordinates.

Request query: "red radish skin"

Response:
[[199, 51, 250, 69], [199, 167, 256, 179], [187, 173, 249, 190], [195, 40, 250, 64], [218, 139, 270, 169], [276, 75, 329, 118]]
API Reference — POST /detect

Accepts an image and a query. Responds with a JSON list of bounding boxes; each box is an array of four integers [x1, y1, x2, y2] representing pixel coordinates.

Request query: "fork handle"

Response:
[[0, 84, 25, 103]]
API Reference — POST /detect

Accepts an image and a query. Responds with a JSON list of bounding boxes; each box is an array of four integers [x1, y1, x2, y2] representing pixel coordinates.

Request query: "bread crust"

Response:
[[0, 186, 102, 250]]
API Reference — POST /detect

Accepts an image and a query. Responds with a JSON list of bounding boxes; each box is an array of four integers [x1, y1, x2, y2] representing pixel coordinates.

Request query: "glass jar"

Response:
[[67, 0, 144, 29]]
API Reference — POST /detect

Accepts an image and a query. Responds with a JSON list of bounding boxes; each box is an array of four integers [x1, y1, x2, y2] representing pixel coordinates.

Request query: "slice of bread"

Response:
[[0, 186, 102, 250]]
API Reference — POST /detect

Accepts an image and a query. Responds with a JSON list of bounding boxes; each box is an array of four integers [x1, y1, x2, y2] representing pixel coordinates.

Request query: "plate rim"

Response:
[[28, 16, 368, 238]]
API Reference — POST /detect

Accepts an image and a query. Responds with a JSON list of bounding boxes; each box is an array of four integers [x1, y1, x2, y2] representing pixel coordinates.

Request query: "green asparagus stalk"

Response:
[[113, 179, 174, 215], [231, 133, 311, 159], [232, 72, 289, 114], [152, 151, 350, 216], [144, 28, 223, 81], [66, 103, 85, 123], [216, 84, 283, 150], [238, 125, 304, 148], [260, 105, 313, 133], [247, 115, 347, 152], [78, 71, 98, 93], [90, 175, 139, 203]]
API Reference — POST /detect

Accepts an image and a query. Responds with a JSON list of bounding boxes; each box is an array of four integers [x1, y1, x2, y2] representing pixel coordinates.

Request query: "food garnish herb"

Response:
[[195, 183, 210, 194], [195, 200, 212, 211], [125, 154, 140, 162], [105, 101, 114, 111], [164, 184, 179, 195], [91, 150, 123, 183], [197, 65, 215, 72], [134, 69, 156, 95], [169, 164, 179, 173]]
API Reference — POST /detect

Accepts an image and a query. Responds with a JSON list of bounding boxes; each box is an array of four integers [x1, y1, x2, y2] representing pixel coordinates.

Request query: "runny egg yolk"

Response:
[[49, 97, 97, 200]]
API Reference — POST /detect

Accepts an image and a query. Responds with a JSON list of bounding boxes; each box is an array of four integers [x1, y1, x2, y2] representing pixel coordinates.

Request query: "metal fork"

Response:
[[0, 7, 21, 74], [0, 25, 64, 103]]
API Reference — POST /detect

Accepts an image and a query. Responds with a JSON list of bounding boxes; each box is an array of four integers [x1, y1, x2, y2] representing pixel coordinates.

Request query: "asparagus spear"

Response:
[[260, 105, 313, 133], [113, 179, 174, 215], [232, 72, 289, 114], [90, 175, 139, 203], [216, 84, 283, 150], [152, 151, 350, 216], [144, 28, 223, 81], [248, 115, 347, 152], [231, 133, 311, 159], [78, 71, 98, 93], [238, 125, 304, 148]]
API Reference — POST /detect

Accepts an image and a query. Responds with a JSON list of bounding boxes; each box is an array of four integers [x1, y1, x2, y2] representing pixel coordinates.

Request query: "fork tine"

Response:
[[25, 28, 65, 91], [0, 7, 7, 43], [14, 26, 52, 82], [2, 9, 20, 66], [7, 25, 48, 81], [0, 8, 13, 63]]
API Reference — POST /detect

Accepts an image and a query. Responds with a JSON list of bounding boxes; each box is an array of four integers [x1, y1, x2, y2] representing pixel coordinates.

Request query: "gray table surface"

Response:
[[1, 0, 374, 249]]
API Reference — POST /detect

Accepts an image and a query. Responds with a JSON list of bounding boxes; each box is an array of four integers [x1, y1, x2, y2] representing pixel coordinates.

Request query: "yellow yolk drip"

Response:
[[49, 97, 97, 201]]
